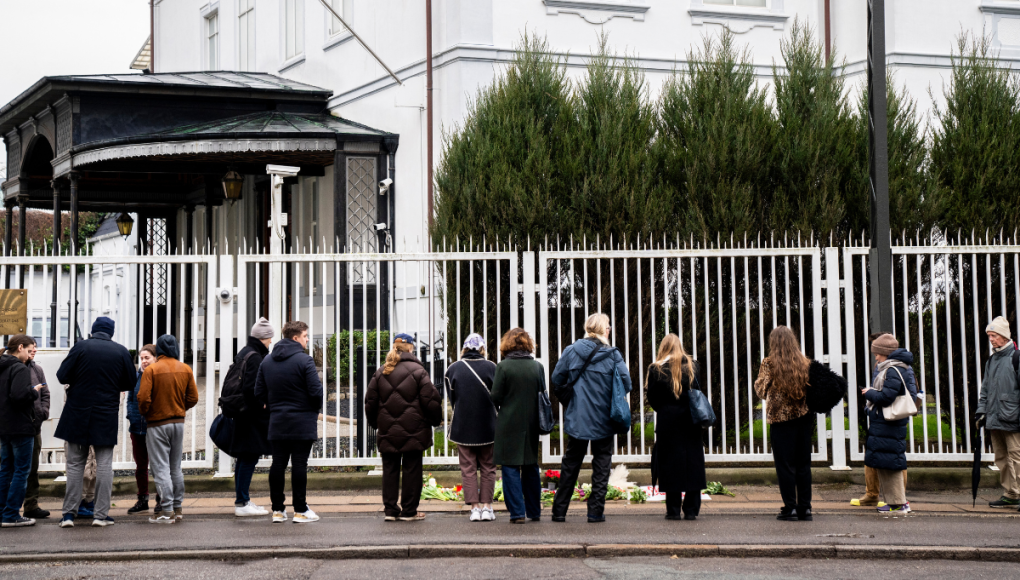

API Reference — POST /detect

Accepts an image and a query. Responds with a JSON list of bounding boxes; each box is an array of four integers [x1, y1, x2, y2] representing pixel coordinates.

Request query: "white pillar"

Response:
[[266, 165, 300, 345]]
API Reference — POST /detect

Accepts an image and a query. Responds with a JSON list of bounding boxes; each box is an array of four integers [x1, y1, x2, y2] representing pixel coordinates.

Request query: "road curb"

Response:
[[4, 543, 1019, 564]]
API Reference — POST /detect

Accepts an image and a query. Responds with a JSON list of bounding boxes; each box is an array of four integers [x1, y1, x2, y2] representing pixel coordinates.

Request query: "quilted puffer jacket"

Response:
[[365, 352, 443, 453]]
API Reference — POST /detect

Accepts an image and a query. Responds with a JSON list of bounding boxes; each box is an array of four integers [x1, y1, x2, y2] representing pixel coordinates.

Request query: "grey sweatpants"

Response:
[[62, 444, 113, 520], [147, 423, 185, 513]]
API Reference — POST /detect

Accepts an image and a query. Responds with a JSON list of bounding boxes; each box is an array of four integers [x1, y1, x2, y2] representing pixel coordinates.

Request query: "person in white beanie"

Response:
[[976, 316, 1020, 509], [228, 317, 275, 517]]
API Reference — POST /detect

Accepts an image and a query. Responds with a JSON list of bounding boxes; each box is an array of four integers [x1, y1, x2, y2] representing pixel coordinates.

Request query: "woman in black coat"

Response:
[[231, 318, 274, 517], [647, 334, 706, 520]]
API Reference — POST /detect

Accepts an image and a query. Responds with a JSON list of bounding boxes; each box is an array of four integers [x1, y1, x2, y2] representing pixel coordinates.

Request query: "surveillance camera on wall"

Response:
[[379, 178, 393, 195], [374, 222, 388, 231], [266, 164, 301, 177]]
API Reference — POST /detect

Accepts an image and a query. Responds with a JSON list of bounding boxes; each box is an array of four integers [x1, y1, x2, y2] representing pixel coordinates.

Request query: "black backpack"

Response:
[[218, 351, 257, 418], [806, 360, 846, 414]]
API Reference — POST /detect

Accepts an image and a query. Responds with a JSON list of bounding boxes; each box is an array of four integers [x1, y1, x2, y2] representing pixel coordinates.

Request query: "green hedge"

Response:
[[325, 330, 391, 385]]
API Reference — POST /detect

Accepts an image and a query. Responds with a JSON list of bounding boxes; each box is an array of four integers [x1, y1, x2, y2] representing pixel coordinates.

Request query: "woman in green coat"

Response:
[[491, 328, 544, 523]]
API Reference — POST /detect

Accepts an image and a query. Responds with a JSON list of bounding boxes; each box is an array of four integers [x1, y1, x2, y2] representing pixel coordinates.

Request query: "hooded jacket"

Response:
[[976, 341, 1020, 432], [138, 335, 199, 427], [26, 360, 50, 434], [55, 330, 137, 446], [366, 352, 443, 453], [863, 348, 918, 471], [254, 338, 323, 441], [0, 354, 38, 437], [551, 338, 633, 441]]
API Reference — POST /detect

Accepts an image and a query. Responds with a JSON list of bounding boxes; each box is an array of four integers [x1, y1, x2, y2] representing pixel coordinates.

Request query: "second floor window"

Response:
[[327, 0, 347, 37], [285, 0, 304, 60], [238, 0, 255, 71], [206, 12, 219, 70], [704, 0, 766, 6]]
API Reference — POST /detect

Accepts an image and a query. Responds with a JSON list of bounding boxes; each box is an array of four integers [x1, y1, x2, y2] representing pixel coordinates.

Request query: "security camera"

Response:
[[374, 222, 388, 231], [218, 288, 233, 303], [379, 178, 393, 195], [266, 164, 301, 177]]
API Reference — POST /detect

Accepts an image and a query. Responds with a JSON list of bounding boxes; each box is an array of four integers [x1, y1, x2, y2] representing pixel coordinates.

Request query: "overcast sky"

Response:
[[0, 0, 150, 108]]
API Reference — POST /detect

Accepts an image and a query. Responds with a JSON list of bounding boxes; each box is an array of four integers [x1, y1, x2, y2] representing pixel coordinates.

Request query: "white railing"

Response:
[[2, 232, 1015, 471]]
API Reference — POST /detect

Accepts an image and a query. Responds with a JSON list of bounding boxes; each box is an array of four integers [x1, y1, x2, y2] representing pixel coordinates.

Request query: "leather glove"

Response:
[[976, 413, 986, 429]]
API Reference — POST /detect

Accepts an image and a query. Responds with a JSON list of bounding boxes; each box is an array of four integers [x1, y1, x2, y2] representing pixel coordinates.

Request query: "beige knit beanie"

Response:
[[870, 333, 899, 356], [250, 317, 275, 340], [986, 316, 1012, 341]]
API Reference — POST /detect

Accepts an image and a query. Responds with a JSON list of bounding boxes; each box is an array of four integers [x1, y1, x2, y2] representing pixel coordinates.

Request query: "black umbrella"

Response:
[[972, 424, 982, 507]]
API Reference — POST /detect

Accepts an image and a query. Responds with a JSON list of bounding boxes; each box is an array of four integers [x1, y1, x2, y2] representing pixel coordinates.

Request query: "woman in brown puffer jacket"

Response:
[[366, 334, 443, 522]]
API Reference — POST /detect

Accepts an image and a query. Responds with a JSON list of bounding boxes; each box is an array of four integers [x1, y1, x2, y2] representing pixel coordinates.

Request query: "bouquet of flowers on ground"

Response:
[[419, 472, 464, 501]]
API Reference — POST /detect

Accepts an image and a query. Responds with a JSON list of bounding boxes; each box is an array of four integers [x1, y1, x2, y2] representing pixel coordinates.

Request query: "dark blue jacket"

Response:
[[55, 332, 137, 447], [551, 338, 632, 441], [126, 369, 146, 436], [254, 339, 323, 441], [229, 336, 272, 457], [0, 354, 38, 437], [863, 349, 918, 471]]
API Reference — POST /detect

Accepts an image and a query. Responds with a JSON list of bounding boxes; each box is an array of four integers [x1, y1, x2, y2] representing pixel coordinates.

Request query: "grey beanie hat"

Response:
[[251, 317, 275, 340], [987, 316, 1012, 341]]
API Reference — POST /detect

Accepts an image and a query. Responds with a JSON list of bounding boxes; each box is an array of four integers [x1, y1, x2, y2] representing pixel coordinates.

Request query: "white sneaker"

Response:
[[469, 507, 482, 522], [482, 507, 495, 521], [272, 511, 289, 523], [235, 502, 269, 517], [293, 509, 319, 523], [148, 515, 175, 524]]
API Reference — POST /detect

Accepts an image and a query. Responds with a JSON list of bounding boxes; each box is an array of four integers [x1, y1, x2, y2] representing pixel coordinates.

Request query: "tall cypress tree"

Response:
[[655, 29, 775, 238], [930, 33, 1020, 238], [771, 20, 857, 239]]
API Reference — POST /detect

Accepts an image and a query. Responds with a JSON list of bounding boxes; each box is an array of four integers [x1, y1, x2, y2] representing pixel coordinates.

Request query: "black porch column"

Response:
[[204, 178, 217, 251], [334, 149, 349, 328], [68, 172, 79, 344], [3, 200, 12, 256], [184, 205, 194, 360], [376, 153, 390, 332], [69, 172, 79, 255], [17, 194, 27, 288], [50, 180, 61, 347]]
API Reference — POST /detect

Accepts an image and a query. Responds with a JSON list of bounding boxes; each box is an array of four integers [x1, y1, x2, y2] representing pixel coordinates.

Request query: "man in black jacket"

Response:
[[255, 321, 322, 524], [22, 342, 51, 520], [0, 335, 44, 528], [55, 317, 136, 529], [231, 317, 274, 517]]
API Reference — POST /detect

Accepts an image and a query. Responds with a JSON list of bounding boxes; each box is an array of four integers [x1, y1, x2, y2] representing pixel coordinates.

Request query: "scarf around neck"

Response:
[[505, 350, 534, 360], [867, 358, 911, 411]]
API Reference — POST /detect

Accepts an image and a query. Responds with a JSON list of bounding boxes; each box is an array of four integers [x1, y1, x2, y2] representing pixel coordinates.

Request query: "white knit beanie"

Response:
[[986, 316, 1012, 341], [251, 317, 275, 340]]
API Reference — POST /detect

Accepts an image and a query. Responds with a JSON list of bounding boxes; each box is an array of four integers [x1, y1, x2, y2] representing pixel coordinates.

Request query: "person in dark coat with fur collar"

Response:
[[646, 334, 706, 520], [366, 334, 443, 522]]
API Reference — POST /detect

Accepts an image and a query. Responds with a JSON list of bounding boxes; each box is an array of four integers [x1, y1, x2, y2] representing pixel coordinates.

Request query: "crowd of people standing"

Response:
[[0, 311, 1017, 529]]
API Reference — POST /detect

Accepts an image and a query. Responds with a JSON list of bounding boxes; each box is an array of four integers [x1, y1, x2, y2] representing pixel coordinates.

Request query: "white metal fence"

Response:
[[1, 232, 1016, 471]]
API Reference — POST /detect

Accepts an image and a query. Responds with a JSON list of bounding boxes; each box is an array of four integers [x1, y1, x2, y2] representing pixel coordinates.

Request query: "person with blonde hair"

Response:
[[754, 326, 814, 521], [366, 334, 442, 522], [491, 328, 545, 523], [646, 334, 706, 520], [550, 313, 632, 523]]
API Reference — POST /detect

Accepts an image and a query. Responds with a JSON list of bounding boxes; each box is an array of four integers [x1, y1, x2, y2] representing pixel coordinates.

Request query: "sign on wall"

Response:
[[0, 289, 28, 334]]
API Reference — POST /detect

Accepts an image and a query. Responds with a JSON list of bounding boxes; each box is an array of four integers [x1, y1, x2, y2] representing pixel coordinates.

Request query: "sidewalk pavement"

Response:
[[33, 485, 1020, 518]]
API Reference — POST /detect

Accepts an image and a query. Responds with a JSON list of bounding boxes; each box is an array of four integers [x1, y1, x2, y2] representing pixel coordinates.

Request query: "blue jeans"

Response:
[[501, 464, 541, 520], [0, 435, 35, 522], [234, 456, 259, 506]]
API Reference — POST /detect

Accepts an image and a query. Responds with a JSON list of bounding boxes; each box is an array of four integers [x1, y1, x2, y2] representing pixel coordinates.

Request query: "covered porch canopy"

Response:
[[1, 71, 398, 255]]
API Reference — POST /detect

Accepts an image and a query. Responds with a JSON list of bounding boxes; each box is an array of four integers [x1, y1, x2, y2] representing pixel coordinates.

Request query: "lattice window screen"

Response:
[[347, 156, 377, 283], [145, 218, 168, 306]]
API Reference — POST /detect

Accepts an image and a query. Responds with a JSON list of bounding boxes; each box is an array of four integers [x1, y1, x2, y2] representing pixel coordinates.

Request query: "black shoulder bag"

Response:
[[553, 340, 601, 407]]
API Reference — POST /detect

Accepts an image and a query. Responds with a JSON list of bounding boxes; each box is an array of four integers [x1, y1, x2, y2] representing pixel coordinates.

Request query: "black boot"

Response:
[[127, 496, 150, 514], [153, 495, 163, 515]]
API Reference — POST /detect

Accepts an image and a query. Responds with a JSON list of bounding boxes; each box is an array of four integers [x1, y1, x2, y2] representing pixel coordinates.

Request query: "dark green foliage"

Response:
[[433, 34, 574, 245], [655, 30, 775, 238], [771, 20, 857, 238], [930, 33, 1020, 239]]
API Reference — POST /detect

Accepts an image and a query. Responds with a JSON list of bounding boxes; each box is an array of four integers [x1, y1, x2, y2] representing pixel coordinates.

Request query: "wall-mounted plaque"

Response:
[[0, 290, 28, 335]]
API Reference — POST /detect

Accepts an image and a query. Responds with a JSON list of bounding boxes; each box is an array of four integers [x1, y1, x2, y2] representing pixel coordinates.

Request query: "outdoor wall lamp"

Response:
[[222, 169, 244, 202], [116, 212, 134, 237]]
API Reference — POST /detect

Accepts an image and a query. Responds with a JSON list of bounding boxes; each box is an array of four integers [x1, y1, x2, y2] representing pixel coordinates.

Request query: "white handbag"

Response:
[[882, 367, 918, 421]]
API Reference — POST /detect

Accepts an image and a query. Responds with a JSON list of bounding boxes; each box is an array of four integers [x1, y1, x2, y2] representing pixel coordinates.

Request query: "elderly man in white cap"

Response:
[[976, 316, 1020, 509], [228, 317, 275, 517]]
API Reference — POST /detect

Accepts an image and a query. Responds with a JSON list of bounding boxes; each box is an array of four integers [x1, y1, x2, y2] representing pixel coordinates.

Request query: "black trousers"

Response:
[[269, 439, 313, 513], [552, 435, 613, 518], [381, 450, 423, 518], [770, 414, 814, 512], [665, 490, 701, 518]]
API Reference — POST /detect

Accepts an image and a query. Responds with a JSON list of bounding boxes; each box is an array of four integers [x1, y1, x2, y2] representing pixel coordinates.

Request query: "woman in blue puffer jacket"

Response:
[[125, 344, 157, 515], [862, 333, 919, 515]]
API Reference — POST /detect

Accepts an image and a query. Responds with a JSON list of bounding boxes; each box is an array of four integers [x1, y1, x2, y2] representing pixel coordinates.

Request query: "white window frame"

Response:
[[238, 0, 256, 71], [324, 0, 354, 51], [281, 0, 305, 69], [201, 3, 220, 71], [702, 0, 768, 8], [689, 0, 788, 33]]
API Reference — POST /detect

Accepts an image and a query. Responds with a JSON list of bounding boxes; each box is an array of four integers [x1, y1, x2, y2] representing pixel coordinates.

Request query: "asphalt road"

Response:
[[0, 512, 1017, 558], [6, 556, 1020, 580]]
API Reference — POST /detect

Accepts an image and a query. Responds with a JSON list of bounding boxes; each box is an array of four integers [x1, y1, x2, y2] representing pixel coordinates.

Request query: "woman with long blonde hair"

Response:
[[754, 326, 814, 521], [366, 334, 443, 522], [646, 334, 706, 520]]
